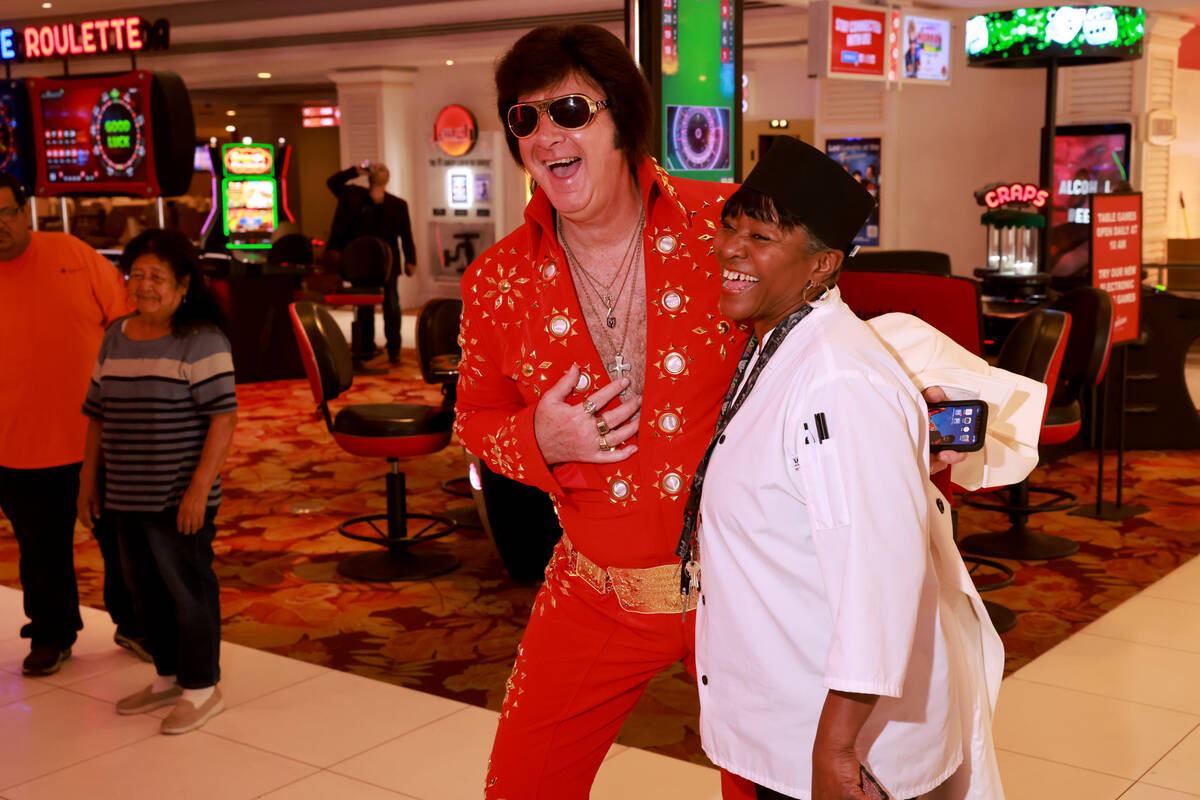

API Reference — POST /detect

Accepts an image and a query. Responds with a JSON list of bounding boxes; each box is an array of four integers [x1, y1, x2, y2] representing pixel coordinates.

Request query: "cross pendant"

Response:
[[609, 353, 631, 380]]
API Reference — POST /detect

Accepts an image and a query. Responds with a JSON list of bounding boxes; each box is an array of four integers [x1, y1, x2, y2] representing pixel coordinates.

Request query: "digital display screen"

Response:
[[0, 81, 30, 192], [901, 15, 950, 82], [1049, 124, 1131, 277], [222, 177, 276, 244], [660, 0, 737, 182], [193, 143, 212, 173], [825, 137, 880, 247], [929, 404, 979, 447], [966, 6, 1144, 67], [29, 72, 157, 196], [28, 72, 157, 196]]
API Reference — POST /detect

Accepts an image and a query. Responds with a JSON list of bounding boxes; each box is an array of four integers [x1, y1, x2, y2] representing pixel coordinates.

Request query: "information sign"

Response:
[[1091, 192, 1141, 344]]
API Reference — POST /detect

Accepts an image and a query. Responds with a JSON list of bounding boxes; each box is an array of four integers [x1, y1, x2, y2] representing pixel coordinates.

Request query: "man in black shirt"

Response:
[[327, 162, 417, 363]]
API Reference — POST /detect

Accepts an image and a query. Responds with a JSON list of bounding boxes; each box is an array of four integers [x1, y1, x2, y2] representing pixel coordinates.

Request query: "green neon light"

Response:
[[966, 6, 1145, 64]]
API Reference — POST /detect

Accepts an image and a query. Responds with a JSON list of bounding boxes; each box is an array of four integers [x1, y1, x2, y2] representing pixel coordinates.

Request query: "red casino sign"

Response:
[[829, 5, 888, 78], [433, 104, 477, 157]]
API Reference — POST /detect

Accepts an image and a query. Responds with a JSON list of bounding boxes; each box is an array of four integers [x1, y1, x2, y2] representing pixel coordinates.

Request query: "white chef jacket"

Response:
[[696, 289, 1039, 800]]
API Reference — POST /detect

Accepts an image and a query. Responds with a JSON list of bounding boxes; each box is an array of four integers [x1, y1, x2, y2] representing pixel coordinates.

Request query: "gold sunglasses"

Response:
[[506, 93, 610, 139]]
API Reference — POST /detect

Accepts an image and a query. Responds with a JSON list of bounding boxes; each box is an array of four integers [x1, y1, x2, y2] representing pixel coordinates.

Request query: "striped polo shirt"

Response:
[[83, 316, 237, 512]]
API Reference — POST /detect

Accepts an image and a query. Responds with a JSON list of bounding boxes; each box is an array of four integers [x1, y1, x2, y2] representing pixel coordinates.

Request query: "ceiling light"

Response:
[[242, 136, 252, 144], [445, 59, 455, 66], [42, 2, 52, 8], [225, 110, 236, 117], [257, 72, 272, 79], [224, 125, 236, 132]]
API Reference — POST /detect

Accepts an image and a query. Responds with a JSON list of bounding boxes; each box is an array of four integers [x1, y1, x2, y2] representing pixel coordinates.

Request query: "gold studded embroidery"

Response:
[[607, 471, 639, 505], [544, 308, 578, 345], [652, 407, 686, 440], [655, 465, 689, 500], [481, 263, 531, 313], [655, 345, 692, 381], [655, 284, 690, 318], [573, 369, 600, 395]]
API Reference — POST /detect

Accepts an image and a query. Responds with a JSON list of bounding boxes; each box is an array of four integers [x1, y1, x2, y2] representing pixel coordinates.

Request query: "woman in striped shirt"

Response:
[[78, 229, 237, 735]]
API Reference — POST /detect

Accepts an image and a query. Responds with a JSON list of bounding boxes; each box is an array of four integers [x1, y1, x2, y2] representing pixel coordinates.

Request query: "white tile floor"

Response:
[[2, 556, 1199, 799]]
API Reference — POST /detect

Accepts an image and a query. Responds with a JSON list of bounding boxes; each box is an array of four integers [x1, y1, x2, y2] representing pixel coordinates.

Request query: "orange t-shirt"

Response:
[[0, 232, 131, 468]]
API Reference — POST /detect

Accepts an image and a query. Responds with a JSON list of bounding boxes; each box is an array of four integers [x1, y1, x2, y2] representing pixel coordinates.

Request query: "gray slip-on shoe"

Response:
[[160, 688, 225, 735], [116, 683, 183, 715]]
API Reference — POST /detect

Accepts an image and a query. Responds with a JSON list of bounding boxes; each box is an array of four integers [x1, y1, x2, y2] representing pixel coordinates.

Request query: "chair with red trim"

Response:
[[835, 271, 985, 353], [960, 308, 1078, 565], [289, 300, 458, 582], [325, 235, 392, 376]]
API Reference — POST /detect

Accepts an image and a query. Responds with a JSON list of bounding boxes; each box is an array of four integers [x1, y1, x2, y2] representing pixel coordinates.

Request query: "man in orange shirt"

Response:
[[0, 173, 143, 675]]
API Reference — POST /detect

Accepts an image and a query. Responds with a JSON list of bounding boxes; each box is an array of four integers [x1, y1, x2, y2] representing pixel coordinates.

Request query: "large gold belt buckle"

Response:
[[562, 537, 697, 615]]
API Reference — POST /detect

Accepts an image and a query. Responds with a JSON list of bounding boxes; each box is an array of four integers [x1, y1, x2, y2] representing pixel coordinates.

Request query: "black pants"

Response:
[[92, 465, 143, 639], [354, 274, 401, 358], [116, 507, 221, 688], [0, 464, 85, 648]]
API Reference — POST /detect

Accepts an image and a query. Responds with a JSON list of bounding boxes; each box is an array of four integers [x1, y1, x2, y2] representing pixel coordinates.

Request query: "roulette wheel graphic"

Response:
[[90, 87, 146, 178], [666, 105, 730, 172]]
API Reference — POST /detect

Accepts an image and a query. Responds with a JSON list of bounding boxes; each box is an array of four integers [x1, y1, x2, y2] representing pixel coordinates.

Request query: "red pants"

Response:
[[485, 544, 756, 799]]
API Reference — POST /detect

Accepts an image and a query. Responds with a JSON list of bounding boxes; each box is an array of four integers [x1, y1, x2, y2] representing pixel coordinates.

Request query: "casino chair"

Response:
[[958, 308, 1077, 567], [325, 235, 393, 376], [416, 298, 464, 415], [842, 250, 953, 277], [288, 301, 459, 582], [835, 271, 984, 352], [266, 233, 314, 272], [960, 290, 1112, 561]]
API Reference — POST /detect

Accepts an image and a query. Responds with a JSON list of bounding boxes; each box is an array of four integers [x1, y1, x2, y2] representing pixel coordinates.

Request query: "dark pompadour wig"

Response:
[[495, 24, 652, 174]]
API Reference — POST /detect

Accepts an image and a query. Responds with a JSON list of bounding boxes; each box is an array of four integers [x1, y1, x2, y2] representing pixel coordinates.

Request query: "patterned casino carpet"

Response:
[[1, 354, 1198, 766]]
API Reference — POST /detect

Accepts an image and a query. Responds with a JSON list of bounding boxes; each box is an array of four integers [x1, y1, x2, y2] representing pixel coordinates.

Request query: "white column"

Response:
[[329, 67, 422, 306]]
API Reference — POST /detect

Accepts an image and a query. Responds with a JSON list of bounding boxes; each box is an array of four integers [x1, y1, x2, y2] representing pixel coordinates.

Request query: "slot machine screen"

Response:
[[222, 178, 276, 239], [0, 81, 32, 193], [658, 0, 740, 182], [29, 72, 159, 196], [193, 143, 213, 173], [1048, 123, 1131, 277]]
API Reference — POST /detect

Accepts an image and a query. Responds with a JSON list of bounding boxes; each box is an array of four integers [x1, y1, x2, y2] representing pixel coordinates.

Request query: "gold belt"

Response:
[[560, 536, 697, 615]]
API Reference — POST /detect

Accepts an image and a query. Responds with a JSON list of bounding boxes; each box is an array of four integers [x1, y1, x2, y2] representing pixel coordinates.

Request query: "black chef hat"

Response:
[[741, 136, 876, 255]]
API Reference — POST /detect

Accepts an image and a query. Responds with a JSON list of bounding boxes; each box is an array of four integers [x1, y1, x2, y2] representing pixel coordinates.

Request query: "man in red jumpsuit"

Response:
[[455, 24, 755, 797], [456, 23, 960, 798]]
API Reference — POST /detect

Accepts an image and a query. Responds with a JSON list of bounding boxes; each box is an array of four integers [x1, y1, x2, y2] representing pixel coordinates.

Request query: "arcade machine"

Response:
[[203, 139, 293, 256], [26, 70, 195, 242], [202, 139, 303, 383]]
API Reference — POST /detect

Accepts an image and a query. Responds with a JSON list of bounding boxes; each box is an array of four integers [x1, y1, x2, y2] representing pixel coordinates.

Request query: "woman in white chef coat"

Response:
[[686, 137, 1010, 800]]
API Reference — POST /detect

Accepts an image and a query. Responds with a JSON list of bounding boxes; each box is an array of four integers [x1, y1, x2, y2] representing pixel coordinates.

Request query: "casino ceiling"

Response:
[[3, 0, 1197, 91]]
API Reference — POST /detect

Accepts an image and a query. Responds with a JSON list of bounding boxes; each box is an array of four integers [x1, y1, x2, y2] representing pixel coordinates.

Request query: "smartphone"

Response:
[[860, 765, 890, 800], [928, 399, 988, 453]]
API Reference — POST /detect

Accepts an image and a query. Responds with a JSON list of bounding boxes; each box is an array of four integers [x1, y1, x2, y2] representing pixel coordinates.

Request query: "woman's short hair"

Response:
[[721, 186, 832, 256], [120, 229, 229, 335], [495, 24, 652, 173]]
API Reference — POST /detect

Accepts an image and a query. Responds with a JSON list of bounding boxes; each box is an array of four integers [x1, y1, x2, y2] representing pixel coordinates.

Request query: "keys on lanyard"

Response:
[[681, 558, 700, 622]]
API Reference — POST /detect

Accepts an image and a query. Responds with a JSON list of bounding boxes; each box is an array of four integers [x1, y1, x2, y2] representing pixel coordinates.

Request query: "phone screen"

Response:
[[928, 403, 982, 450]]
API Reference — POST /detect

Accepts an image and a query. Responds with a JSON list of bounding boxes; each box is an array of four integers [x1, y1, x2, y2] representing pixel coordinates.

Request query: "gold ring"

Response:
[[598, 436, 611, 452], [596, 417, 610, 435], [582, 399, 598, 416]]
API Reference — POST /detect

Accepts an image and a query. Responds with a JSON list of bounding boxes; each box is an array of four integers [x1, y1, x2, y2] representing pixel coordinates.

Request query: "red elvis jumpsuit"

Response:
[[456, 157, 757, 798]]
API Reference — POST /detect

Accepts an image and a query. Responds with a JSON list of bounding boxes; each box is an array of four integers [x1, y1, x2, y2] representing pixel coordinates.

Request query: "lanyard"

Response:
[[674, 302, 818, 593]]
